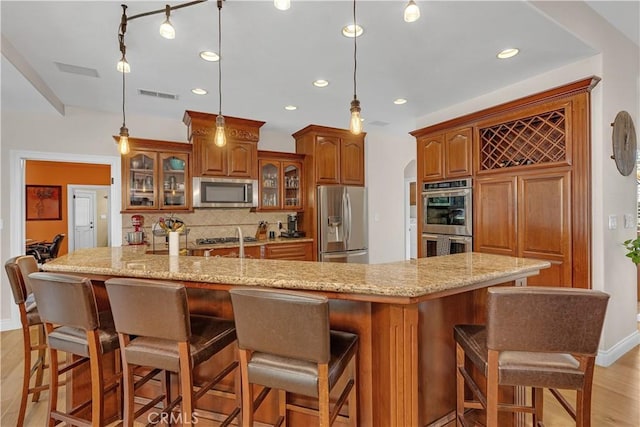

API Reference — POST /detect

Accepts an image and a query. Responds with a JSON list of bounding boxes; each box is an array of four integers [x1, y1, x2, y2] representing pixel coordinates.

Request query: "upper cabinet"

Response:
[[257, 151, 304, 211], [183, 110, 265, 179], [293, 125, 365, 186], [414, 127, 472, 182], [120, 137, 192, 213]]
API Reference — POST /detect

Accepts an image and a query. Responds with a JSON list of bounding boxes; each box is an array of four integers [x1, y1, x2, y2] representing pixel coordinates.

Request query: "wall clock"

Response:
[[611, 110, 637, 176]]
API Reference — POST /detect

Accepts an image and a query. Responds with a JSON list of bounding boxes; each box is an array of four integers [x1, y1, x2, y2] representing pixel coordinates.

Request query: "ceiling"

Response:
[[1, 1, 637, 138]]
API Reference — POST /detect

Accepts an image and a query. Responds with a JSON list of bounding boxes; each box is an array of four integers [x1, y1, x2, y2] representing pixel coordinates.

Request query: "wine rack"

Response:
[[479, 108, 567, 171]]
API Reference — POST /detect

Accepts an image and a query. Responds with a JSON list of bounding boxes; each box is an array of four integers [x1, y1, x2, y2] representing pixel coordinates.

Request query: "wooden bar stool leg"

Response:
[[46, 326, 59, 427], [278, 389, 287, 426], [178, 342, 194, 425], [17, 324, 33, 426], [32, 324, 47, 402], [455, 342, 465, 427], [486, 350, 499, 427], [318, 364, 330, 427], [88, 331, 105, 426], [532, 387, 544, 426], [348, 357, 358, 427]]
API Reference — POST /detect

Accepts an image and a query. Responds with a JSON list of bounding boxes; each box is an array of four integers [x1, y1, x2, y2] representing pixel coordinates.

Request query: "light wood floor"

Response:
[[2, 327, 638, 426]]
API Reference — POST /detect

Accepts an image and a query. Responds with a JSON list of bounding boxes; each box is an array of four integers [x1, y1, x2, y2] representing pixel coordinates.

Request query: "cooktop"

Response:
[[195, 236, 258, 245]]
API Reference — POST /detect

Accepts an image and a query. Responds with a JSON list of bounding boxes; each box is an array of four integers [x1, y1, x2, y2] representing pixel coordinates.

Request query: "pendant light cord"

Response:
[[353, 0, 357, 101], [121, 54, 126, 127], [218, 0, 222, 115]]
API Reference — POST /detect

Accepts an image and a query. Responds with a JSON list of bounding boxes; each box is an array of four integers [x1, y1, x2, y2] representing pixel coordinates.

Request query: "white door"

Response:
[[73, 190, 97, 250]]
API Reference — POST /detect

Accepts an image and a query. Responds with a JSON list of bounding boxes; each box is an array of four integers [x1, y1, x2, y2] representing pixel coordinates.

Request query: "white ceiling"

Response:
[[1, 1, 637, 137]]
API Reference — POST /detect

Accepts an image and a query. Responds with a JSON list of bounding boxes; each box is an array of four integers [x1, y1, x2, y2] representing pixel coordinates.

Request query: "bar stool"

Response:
[[454, 286, 609, 427], [229, 287, 358, 427], [4, 255, 48, 426], [104, 278, 240, 427], [28, 272, 121, 427]]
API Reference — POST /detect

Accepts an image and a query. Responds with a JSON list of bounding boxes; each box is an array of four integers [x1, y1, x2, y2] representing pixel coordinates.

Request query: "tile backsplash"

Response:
[[122, 208, 293, 244]]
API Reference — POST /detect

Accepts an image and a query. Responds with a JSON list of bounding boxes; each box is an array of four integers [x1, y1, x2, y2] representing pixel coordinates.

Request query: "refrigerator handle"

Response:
[[345, 191, 352, 246]]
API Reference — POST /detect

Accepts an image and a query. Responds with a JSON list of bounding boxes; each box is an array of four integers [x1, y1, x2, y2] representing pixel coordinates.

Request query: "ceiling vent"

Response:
[[138, 89, 179, 100], [54, 62, 99, 78], [369, 120, 389, 127]]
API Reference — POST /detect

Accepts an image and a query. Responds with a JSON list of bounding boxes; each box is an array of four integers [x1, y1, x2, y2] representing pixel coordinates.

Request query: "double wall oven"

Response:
[[422, 178, 472, 257]]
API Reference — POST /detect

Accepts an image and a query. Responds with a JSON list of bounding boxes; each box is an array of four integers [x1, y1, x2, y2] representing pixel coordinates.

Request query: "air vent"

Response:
[[138, 89, 179, 100], [54, 62, 99, 78], [369, 120, 389, 127]]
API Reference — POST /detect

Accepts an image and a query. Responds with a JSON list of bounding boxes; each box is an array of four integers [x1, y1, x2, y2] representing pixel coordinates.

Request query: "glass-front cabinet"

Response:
[[121, 138, 192, 213], [257, 151, 304, 211]]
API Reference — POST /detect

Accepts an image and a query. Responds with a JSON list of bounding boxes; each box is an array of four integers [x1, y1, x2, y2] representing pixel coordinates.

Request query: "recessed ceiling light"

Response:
[[191, 88, 207, 95], [497, 48, 519, 59], [342, 24, 364, 38], [313, 79, 329, 88], [394, 98, 407, 105], [199, 51, 220, 62], [284, 105, 297, 111]]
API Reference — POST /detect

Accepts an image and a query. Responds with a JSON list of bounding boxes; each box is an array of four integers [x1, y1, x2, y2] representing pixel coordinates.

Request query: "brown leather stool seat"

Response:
[[454, 286, 609, 427], [4, 256, 48, 426], [105, 278, 239, 427], [28, 272, 122, 427], [229, 287, 358, 427]]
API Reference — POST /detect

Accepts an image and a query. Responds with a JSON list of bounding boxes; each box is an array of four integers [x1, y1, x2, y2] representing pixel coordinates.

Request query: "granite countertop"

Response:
[[42, 247, 550, 299]]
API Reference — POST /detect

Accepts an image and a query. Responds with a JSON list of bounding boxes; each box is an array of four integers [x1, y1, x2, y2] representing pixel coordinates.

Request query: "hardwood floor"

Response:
[[2, 327, 638, 426]]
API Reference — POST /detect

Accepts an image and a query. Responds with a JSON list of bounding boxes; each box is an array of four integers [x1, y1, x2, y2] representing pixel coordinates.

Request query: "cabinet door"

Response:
[[159, 153, 190, 210], [445, 128, 472, 178], [518, 172, 572, 287], [419, 134, 444, 182], [265, 242, 313, 260], [315, 136, 341, 184], [474, 176, 517, 256], [283, 161, 303, 210], [124, 151, 158, 211], [259, 160, 281, 210], [196, 136, 227, 176], [341, 137, 365, 186], [228, 141, 257, 178]]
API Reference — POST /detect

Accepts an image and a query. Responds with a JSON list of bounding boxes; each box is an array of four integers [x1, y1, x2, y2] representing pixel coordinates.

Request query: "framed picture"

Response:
[[26, 185, 62, 221]]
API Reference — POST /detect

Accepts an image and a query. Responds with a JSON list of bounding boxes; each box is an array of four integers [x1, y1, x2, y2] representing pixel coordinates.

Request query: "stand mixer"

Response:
[[126, 214, 146, 245]]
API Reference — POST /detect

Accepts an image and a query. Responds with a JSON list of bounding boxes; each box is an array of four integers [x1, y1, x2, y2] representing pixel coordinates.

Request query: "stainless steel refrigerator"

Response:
[[317, 186, 368, 263]]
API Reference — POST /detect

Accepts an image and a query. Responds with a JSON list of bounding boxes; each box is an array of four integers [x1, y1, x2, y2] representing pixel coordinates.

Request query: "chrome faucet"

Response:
[[236, 226, 245, 259]]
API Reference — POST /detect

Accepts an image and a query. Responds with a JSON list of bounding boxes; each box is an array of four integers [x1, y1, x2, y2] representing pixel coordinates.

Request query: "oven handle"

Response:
[[422, 188, 471, 198], [449, 235, 472, 242]]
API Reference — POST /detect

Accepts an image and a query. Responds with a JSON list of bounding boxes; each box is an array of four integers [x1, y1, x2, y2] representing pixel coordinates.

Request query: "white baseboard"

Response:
[[0, 318, 20, 332], [596, 330, 640, 367]]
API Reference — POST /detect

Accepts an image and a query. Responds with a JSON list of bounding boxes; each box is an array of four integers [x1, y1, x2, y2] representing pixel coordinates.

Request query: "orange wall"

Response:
[[25, 160, 111, 256]]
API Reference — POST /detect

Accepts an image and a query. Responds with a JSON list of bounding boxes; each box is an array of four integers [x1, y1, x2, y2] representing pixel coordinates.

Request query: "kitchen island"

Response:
[[42, 247, 549, 426]]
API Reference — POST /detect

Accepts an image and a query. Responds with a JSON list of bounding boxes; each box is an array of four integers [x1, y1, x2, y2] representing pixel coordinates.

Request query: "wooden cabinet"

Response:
[[258, 151, 304, 211], [121, 138, 192, 213], [294, 125, 365, 186], [183, 111, 265, 179], [264, 241, 313, 260], [475, 171, 571, 286], [415, 127, 472, 182]]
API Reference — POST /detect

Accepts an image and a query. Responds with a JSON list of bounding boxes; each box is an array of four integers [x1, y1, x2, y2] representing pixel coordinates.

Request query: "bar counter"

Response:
[[42, 248, 549, 426]]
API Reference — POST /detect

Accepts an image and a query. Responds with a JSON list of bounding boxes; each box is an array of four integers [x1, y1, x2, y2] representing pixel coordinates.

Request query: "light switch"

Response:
[[624, 213, 635, 229], [0, 218, 3, 230], [608, 214, 617, 230]]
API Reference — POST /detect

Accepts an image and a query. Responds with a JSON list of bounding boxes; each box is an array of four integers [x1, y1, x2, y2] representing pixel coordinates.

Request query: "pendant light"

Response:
[[214, 0, 227, 148], [159, 5, 176, 39], [403, 0, 420, 23], [116, 5, 130, 73], [349, 0, 362, 135], [118, 4, 130, 155]]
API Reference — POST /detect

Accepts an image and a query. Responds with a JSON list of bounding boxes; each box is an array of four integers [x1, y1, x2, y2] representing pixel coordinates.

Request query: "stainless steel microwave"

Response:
[[193, 177, 258, 208]]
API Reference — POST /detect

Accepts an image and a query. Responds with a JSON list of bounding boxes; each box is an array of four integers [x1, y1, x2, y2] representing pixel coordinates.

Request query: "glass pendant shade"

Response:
[[274, 0, 290, 11], [214, 115, 227, 147], [349, 99, 362, 135], [404, 0, 420, 22], [119, 126, 130, 155], [117, 56, 130, 73], [159, 19, 175, 39]]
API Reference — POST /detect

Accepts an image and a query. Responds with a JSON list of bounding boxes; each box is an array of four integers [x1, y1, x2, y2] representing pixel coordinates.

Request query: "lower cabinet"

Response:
[[264, 241, 313, 260], [189, 241, 313, 261]]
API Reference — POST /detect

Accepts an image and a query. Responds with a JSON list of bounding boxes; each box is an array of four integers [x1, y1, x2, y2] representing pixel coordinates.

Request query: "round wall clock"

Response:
[[611, 110, 637, 176]]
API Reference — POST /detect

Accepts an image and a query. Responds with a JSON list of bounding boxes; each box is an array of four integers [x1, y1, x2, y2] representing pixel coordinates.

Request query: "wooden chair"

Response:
[[229, 287, 358, 427], [104, 278, 240, 427], [28, 272, 121, 427], [4, 255, 48, 426], [454, 286, 609, 427]]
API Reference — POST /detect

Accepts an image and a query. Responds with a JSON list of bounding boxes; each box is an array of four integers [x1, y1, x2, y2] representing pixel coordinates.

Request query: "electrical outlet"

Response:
[[624, 213, 634, 229], [608, 214, 617, 230], [277, 221, 282, 230]]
